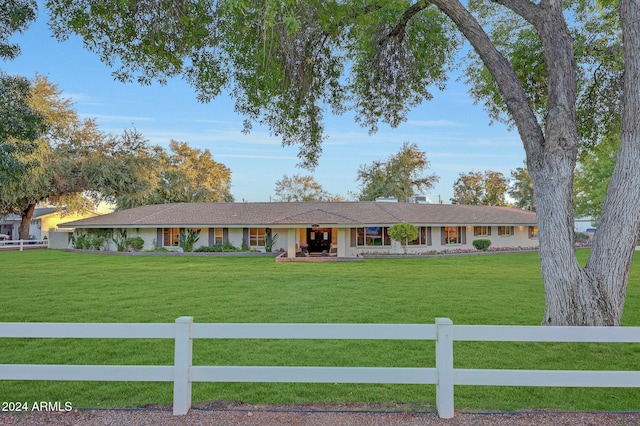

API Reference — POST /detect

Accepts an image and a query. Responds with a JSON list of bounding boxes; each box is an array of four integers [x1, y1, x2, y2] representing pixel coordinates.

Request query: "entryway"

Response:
[[306, 227, 332, 254]]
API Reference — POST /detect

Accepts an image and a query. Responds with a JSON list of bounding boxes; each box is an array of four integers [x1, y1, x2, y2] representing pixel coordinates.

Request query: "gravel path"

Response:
[[1, 402, 640, 425]]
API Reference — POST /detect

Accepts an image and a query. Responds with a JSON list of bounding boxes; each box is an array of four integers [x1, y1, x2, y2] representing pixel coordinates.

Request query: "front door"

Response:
[[307, 228, 331, 253]]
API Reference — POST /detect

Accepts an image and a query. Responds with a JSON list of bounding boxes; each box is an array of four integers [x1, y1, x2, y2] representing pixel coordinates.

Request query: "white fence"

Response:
[[1, 317, 639, 418], [0, 239, 48, 251]]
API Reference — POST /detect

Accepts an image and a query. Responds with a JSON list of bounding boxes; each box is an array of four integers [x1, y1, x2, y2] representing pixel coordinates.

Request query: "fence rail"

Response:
[[1, 317, 639, 418], [0, 239, 48, 251]]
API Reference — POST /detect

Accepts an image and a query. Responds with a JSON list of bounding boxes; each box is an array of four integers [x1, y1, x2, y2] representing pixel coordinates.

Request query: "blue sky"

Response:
[[2, 7, 526, 204]]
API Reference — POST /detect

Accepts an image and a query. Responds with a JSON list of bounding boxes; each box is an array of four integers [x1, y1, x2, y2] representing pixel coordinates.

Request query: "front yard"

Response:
[[1, 250, 639, 412]]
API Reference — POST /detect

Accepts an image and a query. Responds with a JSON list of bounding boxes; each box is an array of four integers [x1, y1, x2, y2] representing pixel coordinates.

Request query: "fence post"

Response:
[[173, 316, 194, 415], [435, 317, 454, 419], [19, 240, 24, 252]]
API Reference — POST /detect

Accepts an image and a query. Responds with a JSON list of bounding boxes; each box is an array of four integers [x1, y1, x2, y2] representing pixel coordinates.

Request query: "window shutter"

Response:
[[461, 227, 467, 244], [223, 228, 229, 243], [156, 229, 163, 248], [511, 226, 515, 236], [427, 227, 432, 246], [488, 227, 492, 236], [474, 227, 478, 236], [440, 228, 446, 245], [350, 228, 357, 247], [243, 228, 249, 246], [208, 229, 215, 246], [498, 227, 503, 236]]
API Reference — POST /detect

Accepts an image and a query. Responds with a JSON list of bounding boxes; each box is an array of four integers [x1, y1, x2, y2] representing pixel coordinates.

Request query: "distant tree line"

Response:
[[450, 165, 535, 211]]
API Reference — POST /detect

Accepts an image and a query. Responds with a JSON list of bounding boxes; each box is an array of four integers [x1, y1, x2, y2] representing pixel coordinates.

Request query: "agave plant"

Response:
[[178, 229, 201, 252], [264, 232, 278, 252]]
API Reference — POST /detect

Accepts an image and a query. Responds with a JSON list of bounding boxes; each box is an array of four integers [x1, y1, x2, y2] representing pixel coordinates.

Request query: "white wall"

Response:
[[48, 231, 73, 249], [137, 229, 157, 251], [270, 229, 288, 253], [67, 225, 538, 255], [344, 226, 539, 257], [227, 229, 244, 249]]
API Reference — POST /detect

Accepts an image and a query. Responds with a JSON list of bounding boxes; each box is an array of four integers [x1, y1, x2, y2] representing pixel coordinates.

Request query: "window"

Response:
[[356, 227, 391, 246], [442, 226, 465, 245], [163, 228, 180, 246], [408, 227, 430, 246], [474, 226, 490, 237], [498, 226, 514, 236], [213, 228, 224, 244], [249, 228, 266, 247], [528, 226, 539, 238]]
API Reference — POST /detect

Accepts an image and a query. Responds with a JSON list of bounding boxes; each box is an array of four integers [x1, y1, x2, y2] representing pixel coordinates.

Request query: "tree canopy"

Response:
[[0, 72, 46, 181], [508, 164, 535, 212], [574, 133, 618, 225], [273, 174, 333, 202], [117, 140, 233, 209], [0, 76, 157, 239], [44, 0, 459, 168], [0, 0, 37, 60], [451, 170, 508, 206], [356, 141, 438, 202]]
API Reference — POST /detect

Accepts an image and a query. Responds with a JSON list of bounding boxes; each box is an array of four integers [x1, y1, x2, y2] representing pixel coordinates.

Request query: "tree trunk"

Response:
[[430, 0, 640, 325], [18, 203, 36, 240], [532, 0, 640, 325], [574, 0, 640, 326]]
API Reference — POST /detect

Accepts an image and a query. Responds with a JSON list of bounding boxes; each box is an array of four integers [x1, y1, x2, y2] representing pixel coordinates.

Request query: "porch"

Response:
[[284, 227, 349, 259], [275, 252, 363, 263]]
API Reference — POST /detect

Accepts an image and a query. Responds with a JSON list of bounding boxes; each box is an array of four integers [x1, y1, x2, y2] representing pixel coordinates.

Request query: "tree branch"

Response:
[[428, 0, 545, 160], [490, 0, 541, 26], [382, 1, 429, 44]]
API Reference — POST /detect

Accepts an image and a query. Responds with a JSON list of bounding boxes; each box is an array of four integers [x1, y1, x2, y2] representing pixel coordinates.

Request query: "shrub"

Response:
[[90, 236, 106, 250], [472, 239, 492, 251], [222, 241, 238, 251], [125, 236, 145, 252], [71, 234, 91, 250], [388, 222, 419, 254], [195, 244, 223, 252], [72, 229, 111, 250], [195, 242, 240, 252], [143, 247, 170, 252], [575, 232, 590, 243]]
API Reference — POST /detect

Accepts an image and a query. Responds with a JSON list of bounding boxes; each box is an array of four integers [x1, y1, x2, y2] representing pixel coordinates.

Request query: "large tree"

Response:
[[509, 164, 535, 212], [451, 170, 508, 206], [273, 174, 330, 202], [0, 73, 46, 181], [574, 133, 618, 225], [1, 1, 44, 173], [451, 171, 483, 205], [357, 141, 439, 202], [117, 140, 233, 208], [41, 1, 640, 325], [0, 76, 156, 239]]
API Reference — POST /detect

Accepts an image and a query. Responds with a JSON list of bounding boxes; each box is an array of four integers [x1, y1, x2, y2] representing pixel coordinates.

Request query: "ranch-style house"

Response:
[[58, 201, 539, 257]]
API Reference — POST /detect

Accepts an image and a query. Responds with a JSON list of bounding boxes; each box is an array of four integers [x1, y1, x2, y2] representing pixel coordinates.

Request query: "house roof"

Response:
[[1, 208, 58, 222], [59, 202, 538, 229]]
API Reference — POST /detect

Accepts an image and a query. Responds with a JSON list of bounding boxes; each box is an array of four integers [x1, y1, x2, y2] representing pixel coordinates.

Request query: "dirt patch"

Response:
[[2, 402, 639, 426]]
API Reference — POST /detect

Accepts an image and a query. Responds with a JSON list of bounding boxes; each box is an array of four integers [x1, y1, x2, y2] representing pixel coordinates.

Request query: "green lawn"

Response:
[[1, 249, 639, 412]]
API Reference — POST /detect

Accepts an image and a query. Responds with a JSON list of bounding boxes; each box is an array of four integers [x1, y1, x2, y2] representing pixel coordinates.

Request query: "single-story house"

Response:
[[0, 208, 98, 241], [57, 202, 539, 256]]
